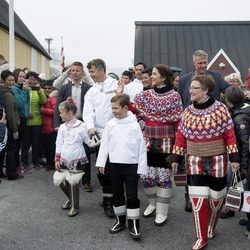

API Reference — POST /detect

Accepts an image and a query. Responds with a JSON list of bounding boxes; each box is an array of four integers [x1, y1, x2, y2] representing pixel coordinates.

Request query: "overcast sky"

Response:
[[12, 0, 250, 73]]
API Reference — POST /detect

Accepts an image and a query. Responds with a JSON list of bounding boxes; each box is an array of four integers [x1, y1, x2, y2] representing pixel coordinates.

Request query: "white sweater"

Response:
[[82, 76, 118, 134], [55, 119, 89, 168], [123, 78, 143, 102], [95, 111, 147, 174]]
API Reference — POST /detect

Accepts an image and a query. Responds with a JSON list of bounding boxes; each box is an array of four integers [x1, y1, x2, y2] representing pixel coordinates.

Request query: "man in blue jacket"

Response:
[[178, 49, 229, 108]]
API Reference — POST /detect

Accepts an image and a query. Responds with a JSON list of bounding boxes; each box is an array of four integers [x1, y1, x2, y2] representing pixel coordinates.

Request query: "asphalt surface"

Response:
[[0, 157, 249, 250]]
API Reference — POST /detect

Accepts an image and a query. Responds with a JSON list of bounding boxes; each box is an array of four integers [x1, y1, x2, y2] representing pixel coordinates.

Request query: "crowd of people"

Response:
[[0, 50, 250, 249]]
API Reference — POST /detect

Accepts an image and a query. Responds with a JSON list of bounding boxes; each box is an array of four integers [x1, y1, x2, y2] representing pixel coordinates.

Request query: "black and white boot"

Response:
[[127, 199, 141, 239], [109, 205, 126, 234]]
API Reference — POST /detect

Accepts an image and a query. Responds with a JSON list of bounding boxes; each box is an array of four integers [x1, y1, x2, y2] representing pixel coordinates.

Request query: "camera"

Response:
[[31, 86, 41, 91]]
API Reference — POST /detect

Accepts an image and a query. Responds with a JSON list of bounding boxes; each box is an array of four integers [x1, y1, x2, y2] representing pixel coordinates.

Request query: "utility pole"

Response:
[[9, 0, 15, 71], [45, 38, 53, 54]]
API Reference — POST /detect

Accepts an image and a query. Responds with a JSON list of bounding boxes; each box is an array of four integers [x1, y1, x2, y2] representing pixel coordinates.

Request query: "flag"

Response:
[[60, 46, 65, 69]]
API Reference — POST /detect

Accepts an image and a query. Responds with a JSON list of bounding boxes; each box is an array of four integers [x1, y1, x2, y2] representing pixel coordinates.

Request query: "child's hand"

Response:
[[55, 162, 60, 170], [99, 167, 105, 175]]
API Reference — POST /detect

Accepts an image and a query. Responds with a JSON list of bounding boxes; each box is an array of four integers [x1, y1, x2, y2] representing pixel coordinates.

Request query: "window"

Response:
[[41, 55, 46, 75], [31, 48, 37, 71]]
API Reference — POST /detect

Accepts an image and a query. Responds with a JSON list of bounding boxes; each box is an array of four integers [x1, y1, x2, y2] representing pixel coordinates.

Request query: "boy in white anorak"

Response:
[[96, 93, 147, 239]]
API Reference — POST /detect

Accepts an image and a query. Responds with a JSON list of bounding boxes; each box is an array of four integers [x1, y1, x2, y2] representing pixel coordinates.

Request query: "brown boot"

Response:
[[68, 184, 80, 217], [60, 181, 71, 210]]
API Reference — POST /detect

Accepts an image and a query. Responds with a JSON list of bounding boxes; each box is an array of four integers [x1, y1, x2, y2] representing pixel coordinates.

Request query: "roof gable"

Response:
[[0, 0, 51, 59], [134, 21, 250, 79], [207, 48, 240, 76]]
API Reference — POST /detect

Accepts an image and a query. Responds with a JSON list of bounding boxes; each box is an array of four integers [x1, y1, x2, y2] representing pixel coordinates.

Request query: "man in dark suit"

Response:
[[54, 61, 92, 191], [178, 50, 229, 212]]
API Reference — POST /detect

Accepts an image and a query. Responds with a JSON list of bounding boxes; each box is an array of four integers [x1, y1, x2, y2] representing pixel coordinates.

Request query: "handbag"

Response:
[[225, 171, 244, 212]]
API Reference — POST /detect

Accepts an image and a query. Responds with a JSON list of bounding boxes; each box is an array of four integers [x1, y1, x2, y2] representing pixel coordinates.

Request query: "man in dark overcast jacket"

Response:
[[178, 49, 229, 108]]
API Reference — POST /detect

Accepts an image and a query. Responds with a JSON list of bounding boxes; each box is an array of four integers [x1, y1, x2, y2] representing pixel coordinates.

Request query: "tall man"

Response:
[[83, 58, 118, 218], [54, 61, 92, 191], [178, 50, 229, 212]]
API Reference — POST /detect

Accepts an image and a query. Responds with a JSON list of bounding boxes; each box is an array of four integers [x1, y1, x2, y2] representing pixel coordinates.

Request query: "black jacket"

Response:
[[230, 102, 250, 171]]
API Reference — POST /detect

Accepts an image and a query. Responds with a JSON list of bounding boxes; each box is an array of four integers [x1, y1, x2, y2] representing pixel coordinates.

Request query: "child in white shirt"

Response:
[[96, 93, 147, 239], [53, 98, 89, 217]]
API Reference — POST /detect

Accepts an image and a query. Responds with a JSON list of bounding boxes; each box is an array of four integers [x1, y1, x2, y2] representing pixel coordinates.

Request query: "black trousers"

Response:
[[15, 117, 27, 167], [22, 125, 42, 165], [41, 132, 57, 165], [5, 134, 17, 177], [109, 163, 139, 207]]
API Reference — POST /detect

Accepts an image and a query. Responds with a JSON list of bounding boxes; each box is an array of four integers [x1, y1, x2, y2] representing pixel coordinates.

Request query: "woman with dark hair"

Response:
[[172, 75, 239, 250], [22, 71, 46, 169], [224, 85, 250, 239], [132, 64, 183, 226], [172, 72, 180, 91], [12, 69, 31, 174]]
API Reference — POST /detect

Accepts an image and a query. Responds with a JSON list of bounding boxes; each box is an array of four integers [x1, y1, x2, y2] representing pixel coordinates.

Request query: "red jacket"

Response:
[[41, 90, 58, 134]]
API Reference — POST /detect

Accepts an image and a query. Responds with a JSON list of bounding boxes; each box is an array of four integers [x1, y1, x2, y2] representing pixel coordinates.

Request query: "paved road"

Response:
[[0, 160, 249, 250]]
